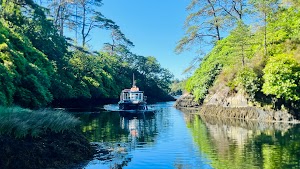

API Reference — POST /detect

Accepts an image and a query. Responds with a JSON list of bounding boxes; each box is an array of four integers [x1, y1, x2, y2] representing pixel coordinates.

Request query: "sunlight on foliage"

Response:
[[0, 0, 174, 108], [262, 54, 300, 101], [235, 67, 261, 99], [184, 2, 300, 111]]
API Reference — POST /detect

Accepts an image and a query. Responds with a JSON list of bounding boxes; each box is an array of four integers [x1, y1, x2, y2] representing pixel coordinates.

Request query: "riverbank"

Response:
[[0, 107, 95, 169], [175, 94, 299, 123], [0, 131, 95, 169]]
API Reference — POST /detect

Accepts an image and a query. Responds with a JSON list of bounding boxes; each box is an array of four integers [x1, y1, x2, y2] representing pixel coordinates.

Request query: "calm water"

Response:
[[73, 102, 300, 169]]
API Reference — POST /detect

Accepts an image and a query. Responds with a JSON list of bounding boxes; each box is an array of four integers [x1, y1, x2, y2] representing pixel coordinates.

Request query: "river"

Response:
[[72, 101, 300, 169]]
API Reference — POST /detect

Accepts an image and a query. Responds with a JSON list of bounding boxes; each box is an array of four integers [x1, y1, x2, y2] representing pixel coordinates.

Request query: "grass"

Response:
[[0, 106, 80, 138]]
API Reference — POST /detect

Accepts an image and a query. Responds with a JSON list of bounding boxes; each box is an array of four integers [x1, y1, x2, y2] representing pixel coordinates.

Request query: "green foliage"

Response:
[[0, 64, 15, 105], [170, 79, 185, 96], [184, 2, 300, 112], [50, 72, 77, 100], [184, 28, 251, 102], [68, 51, 128, 99], [267, 7, 300, 54], [262, 54, 300, 101], [235, 67, 261, 99], [230, 21, 253, 65], [186, 62, 222, 102], [0, 106, 79, 138], [14, 74, 53, 108], [0, 0, 174, 108], [122, 53, 174, 101], [0, 21, 53, 108]]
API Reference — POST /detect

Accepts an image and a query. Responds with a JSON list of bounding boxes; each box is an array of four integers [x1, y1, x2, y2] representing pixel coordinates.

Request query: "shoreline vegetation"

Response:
[[0, 107, 95, 169], [0, 1, 174, 109], [175, 1, 300, 119]]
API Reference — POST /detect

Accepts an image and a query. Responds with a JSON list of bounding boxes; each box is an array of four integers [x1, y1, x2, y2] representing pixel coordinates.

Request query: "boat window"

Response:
[[130, 93, 136, 100], [123, 93, 130, 100], [135, 93, 138, 100], [125, 92, 145, 101]]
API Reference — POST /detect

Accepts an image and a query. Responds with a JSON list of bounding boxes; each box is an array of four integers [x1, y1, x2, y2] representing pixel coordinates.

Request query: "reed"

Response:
[[0, 106, 80, 138]]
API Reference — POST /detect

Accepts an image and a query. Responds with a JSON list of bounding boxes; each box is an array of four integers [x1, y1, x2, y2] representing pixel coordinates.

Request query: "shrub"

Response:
[[262, 54, 300, 101], [235, 67, 261, 100], [186, 63, 222, 102], [0, 65, 15, 106], [0, 106, 80, 138]]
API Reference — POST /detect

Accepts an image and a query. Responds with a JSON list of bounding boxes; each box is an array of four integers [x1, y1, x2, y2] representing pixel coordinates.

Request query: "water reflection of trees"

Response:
[[76, 110, 158, 168], [77, 111, 157, 144], [183, 111, 300, 169], [77, 111, 128, 142]]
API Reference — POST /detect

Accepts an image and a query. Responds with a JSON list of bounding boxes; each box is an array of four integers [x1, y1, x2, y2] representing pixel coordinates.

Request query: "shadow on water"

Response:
[[181, 109, 300, 169]]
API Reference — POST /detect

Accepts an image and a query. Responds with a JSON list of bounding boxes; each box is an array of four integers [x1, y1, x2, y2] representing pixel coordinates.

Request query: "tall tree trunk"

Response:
[[75, 4, 78, 41], [208, 0, 221, 40], [237, 0, 243, 20], [264, 11, 267, 57], [60, 6, 64, 36], [242, 45, 245, 66], [82, 4, 86, 47]]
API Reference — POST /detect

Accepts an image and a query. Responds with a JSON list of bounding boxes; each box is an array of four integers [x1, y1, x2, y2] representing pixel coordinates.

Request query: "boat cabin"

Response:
[[118, 74, 148, 110], [120, 86, 146, 103]]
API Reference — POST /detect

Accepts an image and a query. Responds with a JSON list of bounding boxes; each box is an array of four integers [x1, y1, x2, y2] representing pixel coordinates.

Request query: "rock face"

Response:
[[198, 105, 297, 123], [204, 85, 248, 107], [175, 86, 249, 109], [174, 94, 201, 109], [175, 86, 299, 123]]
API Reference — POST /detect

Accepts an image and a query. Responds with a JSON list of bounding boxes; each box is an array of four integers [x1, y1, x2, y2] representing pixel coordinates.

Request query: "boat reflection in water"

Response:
[[119, 110, 157, 148]]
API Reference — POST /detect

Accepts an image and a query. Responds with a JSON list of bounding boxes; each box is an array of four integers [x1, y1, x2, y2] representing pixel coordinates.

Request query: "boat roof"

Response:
[[121, 88, 144, 93], [121, 76, 144, 93]]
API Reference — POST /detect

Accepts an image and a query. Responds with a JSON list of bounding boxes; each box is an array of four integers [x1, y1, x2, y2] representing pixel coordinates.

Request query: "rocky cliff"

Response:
[[175, 86, 299, 123]]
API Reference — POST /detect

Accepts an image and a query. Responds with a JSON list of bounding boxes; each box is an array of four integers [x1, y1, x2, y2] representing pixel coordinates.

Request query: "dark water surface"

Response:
[[73, 102, 300, 169]]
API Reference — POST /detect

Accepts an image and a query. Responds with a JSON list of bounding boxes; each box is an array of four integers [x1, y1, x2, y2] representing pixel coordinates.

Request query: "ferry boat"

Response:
[[118, 75, 148, 110]]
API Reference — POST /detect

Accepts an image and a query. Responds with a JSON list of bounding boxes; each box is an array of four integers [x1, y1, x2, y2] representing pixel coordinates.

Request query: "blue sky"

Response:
[[91, 0, 196, 80]]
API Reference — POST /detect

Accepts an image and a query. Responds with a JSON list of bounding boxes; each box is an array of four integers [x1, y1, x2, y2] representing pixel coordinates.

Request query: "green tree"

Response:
[[230, 21, 252, 66], [76, 0, 116, 47], [249, 0, 280, 56], [262, 54, 300, 101], [170, 79, 185, 96], [175, 0, 223, 55], [0, 21, 54, 108], [103, 27, 134, 55], [47, 0, 71, 36], [220, 0, 249, 20], [235, 67, 261, 100]]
